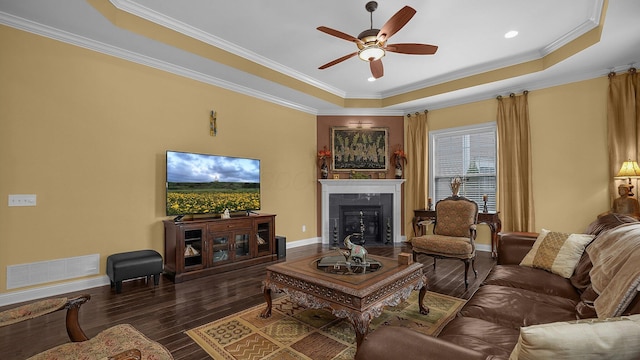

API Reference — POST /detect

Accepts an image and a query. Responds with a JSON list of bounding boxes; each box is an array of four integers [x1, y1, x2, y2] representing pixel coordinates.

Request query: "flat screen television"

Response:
[[166, 150, 260, 218]]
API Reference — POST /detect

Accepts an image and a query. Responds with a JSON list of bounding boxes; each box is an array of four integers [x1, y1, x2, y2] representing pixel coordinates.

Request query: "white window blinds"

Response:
[[429, 122, 497, 211]]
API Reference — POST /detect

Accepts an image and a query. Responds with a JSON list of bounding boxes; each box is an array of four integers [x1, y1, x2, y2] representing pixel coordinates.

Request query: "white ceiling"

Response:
[[1, 0, 639, 115]]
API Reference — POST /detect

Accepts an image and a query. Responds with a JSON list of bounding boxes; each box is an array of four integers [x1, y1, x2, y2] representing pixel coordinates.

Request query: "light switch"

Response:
[[8, 194, 37, 207]]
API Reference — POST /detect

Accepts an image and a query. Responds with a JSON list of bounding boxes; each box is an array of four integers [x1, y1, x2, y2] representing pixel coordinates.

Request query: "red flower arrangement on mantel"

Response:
[[318, 146, 331, 179], [392, 146, 407, 179], [392, 146, 407, 166], [317, 146, 332, 163]]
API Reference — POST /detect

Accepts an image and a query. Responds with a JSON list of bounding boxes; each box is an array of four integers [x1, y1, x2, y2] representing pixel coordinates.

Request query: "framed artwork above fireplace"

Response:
[[331, 127, 388, 171]]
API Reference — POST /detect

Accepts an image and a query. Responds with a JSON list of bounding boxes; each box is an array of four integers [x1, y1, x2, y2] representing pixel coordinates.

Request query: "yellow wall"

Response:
[[0, 26, 317, 294], [0, 24, 613, 295], [428, 78, 610, 238]]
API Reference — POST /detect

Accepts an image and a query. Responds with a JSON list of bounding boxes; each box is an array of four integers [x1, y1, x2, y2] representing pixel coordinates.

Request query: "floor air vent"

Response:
[[6, 254, 100, 289]]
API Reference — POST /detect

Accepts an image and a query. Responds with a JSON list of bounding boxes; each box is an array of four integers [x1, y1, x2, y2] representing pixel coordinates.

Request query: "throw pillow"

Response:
[[520, 229, 594, 278], [509, 315, 640, 360]]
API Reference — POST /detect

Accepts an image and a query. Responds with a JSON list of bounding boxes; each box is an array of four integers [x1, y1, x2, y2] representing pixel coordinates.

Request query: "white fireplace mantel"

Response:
[[319, 179, 405, 244]]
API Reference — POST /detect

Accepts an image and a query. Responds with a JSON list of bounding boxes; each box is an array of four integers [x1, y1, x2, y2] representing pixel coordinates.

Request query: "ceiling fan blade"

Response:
[[370, 59, 384, 79], [317, 26, 363, 45], [318, 52, 358, 70], [386, 43, 438, 55], [377, 6, 416, 42]]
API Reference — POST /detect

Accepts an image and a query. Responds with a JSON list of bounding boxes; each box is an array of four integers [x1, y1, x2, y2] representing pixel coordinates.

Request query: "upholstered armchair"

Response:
[[0, 294, 173, 359], [411, 195, 479, 288]]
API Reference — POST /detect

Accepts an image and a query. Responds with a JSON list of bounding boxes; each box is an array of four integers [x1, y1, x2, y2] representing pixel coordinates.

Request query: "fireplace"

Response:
[[339, 205, 385, 245], [319, 179, 405, 246]]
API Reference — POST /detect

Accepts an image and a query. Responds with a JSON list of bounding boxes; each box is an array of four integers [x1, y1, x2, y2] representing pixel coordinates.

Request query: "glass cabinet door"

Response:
[[235, 232, 250, 259], [183, 229, 204, 268], [211, 234, 230, 264], [256, 221, 273, 256]]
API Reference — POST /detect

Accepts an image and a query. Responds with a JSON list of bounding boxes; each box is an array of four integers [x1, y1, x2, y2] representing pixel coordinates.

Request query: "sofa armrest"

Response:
[[355, 326, 489, 360], [497, 232, 538, 265]]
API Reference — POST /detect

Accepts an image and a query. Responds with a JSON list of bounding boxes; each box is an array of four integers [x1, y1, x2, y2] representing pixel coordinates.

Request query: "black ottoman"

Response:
[[106, 250, 163, 293]]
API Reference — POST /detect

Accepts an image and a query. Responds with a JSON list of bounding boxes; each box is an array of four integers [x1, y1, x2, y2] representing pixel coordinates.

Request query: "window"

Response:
[[429, 122, 497, 211]]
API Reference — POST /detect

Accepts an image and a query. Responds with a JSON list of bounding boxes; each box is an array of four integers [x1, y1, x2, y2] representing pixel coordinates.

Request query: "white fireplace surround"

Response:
[[319, 179, 405, 244]]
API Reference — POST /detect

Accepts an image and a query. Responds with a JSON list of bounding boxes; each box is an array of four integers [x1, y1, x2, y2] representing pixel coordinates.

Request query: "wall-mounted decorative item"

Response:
[[331, 127, 388, 171], [210, 110, 217, 136]]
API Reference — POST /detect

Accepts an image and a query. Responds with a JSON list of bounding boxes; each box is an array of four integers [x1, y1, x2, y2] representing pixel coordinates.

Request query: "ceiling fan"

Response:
[[317, 1, 438, 79]]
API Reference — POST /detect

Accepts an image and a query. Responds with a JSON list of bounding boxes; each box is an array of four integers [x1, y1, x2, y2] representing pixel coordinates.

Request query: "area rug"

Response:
[[186, 291, 465, 360]]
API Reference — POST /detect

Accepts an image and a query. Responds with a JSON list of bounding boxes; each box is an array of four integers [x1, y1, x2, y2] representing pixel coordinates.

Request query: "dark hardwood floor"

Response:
[[0, 244, 496, 359]]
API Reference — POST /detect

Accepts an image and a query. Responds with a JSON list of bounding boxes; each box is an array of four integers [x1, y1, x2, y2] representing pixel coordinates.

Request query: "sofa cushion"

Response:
[[438, 317, 519, 359], [412, 235, 473, 256], [355, 326, 489, 360], [519, 229, 593, 278], [483, 265, 580, 300], [509, 314, 640, 360], [459, 285, 578, 328]]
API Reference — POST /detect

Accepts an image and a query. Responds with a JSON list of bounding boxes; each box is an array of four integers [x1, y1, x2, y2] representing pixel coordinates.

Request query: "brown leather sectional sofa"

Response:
[[356, 214, 640, 360]]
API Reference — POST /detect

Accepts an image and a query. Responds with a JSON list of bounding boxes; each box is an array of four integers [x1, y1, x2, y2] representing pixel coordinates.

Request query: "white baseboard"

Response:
[[0, 275, 110, 307], [476, 244, 492, 253], [286, 237, 321, 248]]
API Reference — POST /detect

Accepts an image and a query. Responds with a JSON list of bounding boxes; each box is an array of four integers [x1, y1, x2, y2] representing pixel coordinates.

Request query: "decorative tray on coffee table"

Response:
[[315, 255, 382, 274]]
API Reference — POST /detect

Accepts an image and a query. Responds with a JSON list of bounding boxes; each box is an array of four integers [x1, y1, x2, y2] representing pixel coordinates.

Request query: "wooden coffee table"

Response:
[[260, 253, 428, 349]]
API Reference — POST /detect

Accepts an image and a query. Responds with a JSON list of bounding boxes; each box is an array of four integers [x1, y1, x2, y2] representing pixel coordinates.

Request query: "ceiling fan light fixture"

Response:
[[317, 4, 436, 79], [358, 45, 385, 61]]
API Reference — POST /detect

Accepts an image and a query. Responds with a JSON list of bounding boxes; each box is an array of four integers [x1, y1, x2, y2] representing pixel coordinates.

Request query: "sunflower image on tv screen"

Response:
[[166, 151, 260, 216]]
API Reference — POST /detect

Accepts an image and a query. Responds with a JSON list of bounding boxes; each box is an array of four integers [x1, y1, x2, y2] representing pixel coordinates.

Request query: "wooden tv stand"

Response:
[[163, 214, 276, 282]]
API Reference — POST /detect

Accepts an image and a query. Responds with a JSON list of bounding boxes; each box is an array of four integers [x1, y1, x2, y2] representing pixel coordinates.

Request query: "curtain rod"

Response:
[[496, 90, 529, 100], [406, 109, 428, 117], [609, 67, 637, 78]]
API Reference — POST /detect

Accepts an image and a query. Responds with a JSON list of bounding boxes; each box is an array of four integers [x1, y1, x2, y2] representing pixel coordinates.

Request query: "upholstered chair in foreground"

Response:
[[411, 195, 479, 288], [0, 294, 173, 359]]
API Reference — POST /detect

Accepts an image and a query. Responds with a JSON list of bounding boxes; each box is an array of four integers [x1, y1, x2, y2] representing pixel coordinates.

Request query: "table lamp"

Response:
[[616, 159, 640, 196]]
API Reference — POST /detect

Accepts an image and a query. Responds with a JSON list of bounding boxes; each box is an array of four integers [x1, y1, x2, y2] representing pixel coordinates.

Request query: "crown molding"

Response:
[[542, 0, 603, 55], [2, 0, 630, 117], [111, 0, 347, 98], [381, 50, 542, 99], [403, 65, 619, 113], [316, 108, 405, 116], [0, 11, 318, 115]]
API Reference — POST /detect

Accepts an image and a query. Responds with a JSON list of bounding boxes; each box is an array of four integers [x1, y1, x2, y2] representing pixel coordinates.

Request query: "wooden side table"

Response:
[[413, 209, 502, 258]]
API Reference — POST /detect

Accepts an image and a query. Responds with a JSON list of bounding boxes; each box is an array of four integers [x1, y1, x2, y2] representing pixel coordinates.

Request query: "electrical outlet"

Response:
[[302, 225, 306, 232], [8, 194, 37, 207]]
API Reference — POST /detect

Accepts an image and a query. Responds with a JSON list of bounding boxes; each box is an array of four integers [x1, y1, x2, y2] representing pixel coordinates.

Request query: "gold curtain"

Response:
[[497, 92, 535, 232], [607, 68, 640, 201], [404, 111, 428, 240]]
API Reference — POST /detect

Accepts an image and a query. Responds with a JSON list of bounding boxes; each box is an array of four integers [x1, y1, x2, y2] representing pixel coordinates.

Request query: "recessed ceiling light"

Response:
[[368, 77, 376, 82], [504, 30, 519, 39]]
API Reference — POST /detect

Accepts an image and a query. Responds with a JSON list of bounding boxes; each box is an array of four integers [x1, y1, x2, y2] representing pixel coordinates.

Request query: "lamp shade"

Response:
[[616, 160, 640, 178]]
